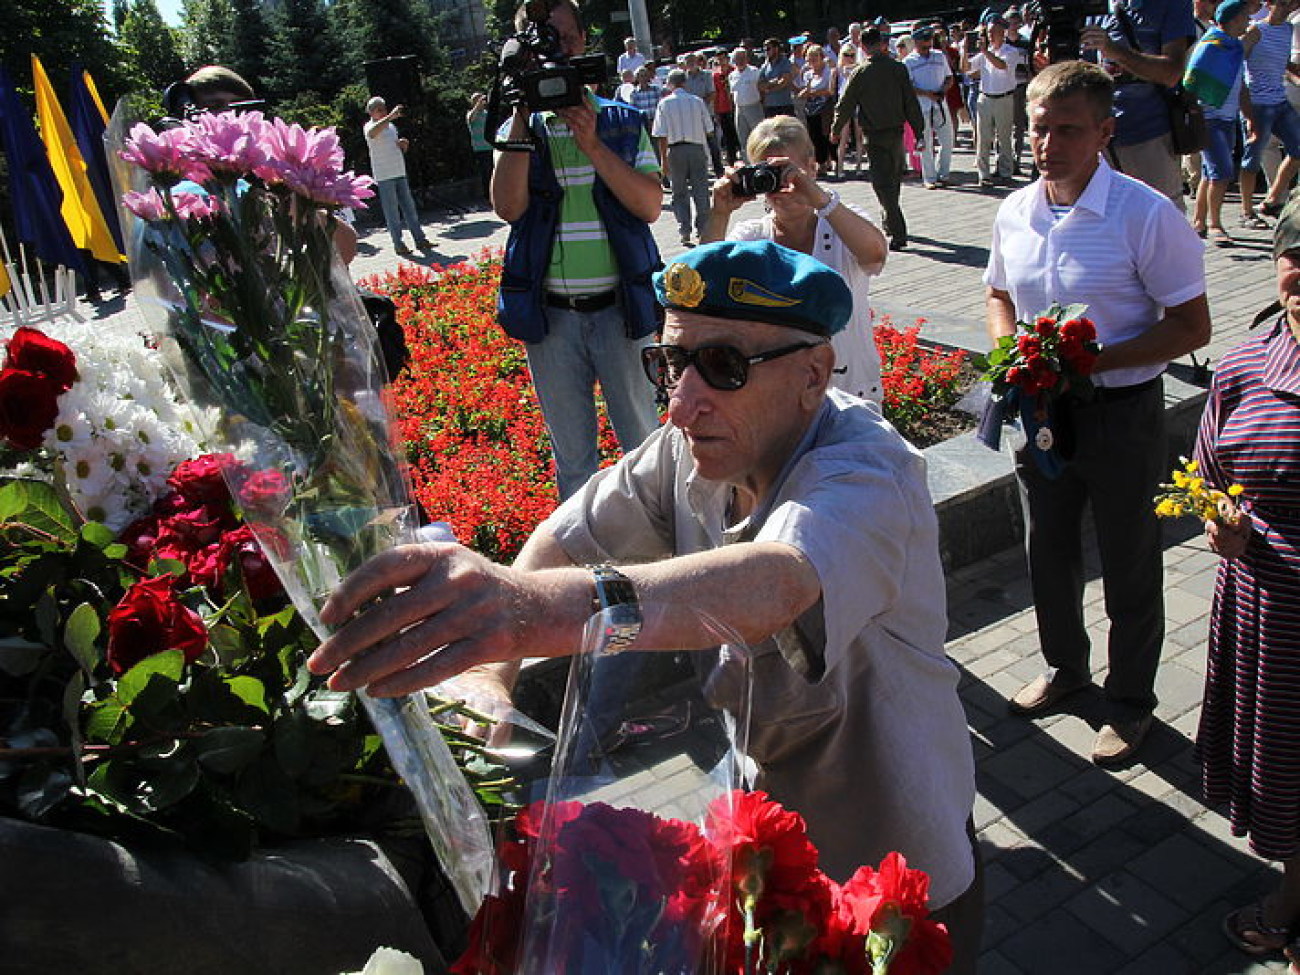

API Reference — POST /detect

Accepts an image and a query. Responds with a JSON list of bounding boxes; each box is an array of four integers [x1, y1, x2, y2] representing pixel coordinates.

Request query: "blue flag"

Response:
[[67, 63, 124, 252], [0, 65, 86, 273]]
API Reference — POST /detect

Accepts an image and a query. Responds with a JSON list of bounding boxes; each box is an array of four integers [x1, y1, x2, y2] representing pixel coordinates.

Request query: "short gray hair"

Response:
[[366, 96, 386, 113], [666, 68, 687, 87]]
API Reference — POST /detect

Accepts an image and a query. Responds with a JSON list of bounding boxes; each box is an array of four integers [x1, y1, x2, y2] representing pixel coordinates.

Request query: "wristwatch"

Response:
[[589, 565, 642, 654]]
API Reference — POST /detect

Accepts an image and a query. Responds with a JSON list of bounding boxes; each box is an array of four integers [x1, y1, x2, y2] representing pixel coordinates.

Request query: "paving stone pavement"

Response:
[[80, 130, 1288, 974]]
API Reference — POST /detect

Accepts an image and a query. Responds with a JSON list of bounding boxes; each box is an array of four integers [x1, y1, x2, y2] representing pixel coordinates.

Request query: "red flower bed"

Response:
[[367, 258, 970, 562]]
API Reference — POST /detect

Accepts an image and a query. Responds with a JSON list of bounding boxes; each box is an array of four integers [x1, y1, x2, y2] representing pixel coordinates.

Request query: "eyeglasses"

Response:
[[641, 341, 823, 393]]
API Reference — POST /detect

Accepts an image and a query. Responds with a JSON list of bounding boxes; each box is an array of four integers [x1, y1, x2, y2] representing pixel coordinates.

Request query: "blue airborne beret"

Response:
[[653, 240, 851, 336]]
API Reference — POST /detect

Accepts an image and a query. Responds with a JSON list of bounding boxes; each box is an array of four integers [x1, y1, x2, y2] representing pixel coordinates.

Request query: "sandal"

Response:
[[1210, 226, 1235, 248], [1242, 212, 1271, 230], [1223, 902, 1293, 956], [1262, 199, 1285, 217], [1193, 222, 1208, 238]]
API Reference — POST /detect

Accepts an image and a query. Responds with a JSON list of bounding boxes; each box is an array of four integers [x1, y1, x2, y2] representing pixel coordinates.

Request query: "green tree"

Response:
[[118, 0, 186, 92], [224, 0, 270, 95], [0, 0, 127, 100], [264, 0, 346, 103], [178, 0, 235, 71], [332, 0, 444, 75]]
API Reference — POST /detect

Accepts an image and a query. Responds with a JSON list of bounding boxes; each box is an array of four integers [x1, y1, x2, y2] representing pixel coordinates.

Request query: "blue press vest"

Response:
[[497, 97, 663, 344]]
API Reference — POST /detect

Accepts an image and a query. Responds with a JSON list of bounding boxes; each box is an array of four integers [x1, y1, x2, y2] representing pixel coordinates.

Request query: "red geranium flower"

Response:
[[106, 574, 208, 674]]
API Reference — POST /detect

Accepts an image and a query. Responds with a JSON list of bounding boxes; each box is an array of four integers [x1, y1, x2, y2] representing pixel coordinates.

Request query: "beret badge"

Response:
[[663, 263, 706, 308]]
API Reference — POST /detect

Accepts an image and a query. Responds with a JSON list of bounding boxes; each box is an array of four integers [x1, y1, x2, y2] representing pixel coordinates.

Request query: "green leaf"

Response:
[[226, 676, 269, 715], [85, 697, 131, 745], [0, 479, 77, 543], [195, 726, 265, 775], [63, 602, 102, 675], [35, 589, 60, 647], [62, 671, 87, 787], [118, 650, 184, 706], [79, 521, 116, 549], [0, 635, 48, 677], [138, 758, 200, 812]]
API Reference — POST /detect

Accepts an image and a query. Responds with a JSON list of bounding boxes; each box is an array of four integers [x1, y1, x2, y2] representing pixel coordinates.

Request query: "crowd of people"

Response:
[[320, 1, 1300, 971]]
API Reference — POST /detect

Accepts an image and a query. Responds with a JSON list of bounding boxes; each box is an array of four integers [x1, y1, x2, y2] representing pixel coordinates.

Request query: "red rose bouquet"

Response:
[[109, 107, 493, 906], [974, 303, 1101, 479]]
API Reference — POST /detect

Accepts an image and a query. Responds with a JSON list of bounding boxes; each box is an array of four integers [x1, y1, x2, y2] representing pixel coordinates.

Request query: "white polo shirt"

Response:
[[363, 119, 406, 181], [984, 158, 1207, 388], [969, 43, 1023, 96], [729, 64, 762, 107], [903, 49, 952, 94], [651, 88, 714, 145], [618, 51, 647, 75]]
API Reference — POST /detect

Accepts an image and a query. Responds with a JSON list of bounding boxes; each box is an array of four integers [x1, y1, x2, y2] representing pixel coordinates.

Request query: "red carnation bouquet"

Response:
[[452, 616, 950, 975], [975, 303, 1101, 479]]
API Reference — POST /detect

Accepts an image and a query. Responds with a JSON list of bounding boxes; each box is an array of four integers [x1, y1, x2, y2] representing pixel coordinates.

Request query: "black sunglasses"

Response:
[[641, 341, 823, 393]]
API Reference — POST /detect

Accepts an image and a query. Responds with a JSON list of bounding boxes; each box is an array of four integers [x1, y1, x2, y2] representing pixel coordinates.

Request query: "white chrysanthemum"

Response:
[[34, 320, 210, 530]]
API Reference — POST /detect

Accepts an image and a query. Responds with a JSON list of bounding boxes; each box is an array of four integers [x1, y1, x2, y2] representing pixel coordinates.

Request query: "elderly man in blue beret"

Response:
[[308, 240, 981, 972]]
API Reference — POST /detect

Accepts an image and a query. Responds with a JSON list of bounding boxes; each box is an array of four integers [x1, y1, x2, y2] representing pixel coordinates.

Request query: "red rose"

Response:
[[1060, 317, 1096, 343], [167, 453, 237, 505], [451, 889, 526, 975], [118, 514, 163, 568], [217, 525, 284, 601], [5, 326, 77, 391], [1016, 335, 1042, 358], [185, 542, 224, 591], [0, 368, 63, 449], [106, 575, 208, 675], [1034, 316, 1056, 338], [236, 468, 291, 516]]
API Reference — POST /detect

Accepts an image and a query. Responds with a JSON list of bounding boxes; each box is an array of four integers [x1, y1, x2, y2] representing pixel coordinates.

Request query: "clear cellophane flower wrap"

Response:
[[458, 605, 754, 975], [105, 104, 493, 912]]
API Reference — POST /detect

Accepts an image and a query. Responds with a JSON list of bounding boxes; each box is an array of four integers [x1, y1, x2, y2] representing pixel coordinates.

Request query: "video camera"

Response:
[[1027, 0, 1110, 64], [484, 0, 607, 150], [160, 80, 266, 127]]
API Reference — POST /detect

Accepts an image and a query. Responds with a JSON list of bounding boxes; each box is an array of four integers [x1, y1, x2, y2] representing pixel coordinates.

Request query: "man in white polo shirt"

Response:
[[729, 46, 763, 160], [961, 15, 1024, 187], [985, 61, 1210, 767], [652, 69, 715, 247], [364, 97, 433, 255], [904, 26, 955, 188], [618, 36, 647, 76]]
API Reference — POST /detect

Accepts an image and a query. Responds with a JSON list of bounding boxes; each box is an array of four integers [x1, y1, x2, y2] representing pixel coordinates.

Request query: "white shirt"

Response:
[[617, 51, 647, 75], [651, 88, 713, 145], [969, 43, 1023, 95], [730, 206, 885, 404], [903, 48, 952, 94], [544, 393, 977, 907], [729, 64, 762, 107], [984, 158, 1207, 388], [363, 118, 406, 181]]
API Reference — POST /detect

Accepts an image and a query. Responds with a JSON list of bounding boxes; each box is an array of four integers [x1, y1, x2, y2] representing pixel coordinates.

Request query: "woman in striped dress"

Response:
[[1196, 205, 1300, 960]]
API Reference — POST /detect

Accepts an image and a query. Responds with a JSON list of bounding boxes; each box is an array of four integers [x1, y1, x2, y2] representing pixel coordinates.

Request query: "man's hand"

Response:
[[307, 543, 586, 697], [390, 103, 405, 119], [1205, 514, 1250, 560], [1080, 26, 1119, 60], [558, 100, 600, 155]]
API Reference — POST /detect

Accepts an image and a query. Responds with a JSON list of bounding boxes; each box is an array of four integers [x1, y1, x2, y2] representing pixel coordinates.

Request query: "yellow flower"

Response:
[[1172, 470, 1189, 489], [1155, 499, 1178, 518], [1228, 484, 1245, 497], [663, 263, 706, 308]]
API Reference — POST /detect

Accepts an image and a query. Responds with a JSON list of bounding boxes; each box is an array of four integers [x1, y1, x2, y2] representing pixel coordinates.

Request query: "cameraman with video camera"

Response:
[[491, 0, 663, 500]]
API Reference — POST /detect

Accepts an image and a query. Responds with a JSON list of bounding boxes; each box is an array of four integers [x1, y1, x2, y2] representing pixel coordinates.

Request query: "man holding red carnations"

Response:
[[984, 60, 1210, 766], [310, 240, 982, 973]]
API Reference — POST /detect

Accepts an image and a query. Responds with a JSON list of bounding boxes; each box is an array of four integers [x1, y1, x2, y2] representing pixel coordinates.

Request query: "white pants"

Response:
[[976, 92, 1015, 179], [918, 98, 954, 184]]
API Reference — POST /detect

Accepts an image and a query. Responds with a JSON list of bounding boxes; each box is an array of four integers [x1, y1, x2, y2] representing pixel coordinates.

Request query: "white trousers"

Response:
[[918, 98, 954, 183]]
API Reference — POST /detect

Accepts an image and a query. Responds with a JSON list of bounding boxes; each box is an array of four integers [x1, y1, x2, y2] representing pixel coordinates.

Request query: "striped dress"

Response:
[[1194, 318, 1300, 860]]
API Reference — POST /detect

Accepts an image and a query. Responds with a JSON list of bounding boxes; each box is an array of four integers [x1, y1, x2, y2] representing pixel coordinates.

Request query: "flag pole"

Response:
[[0, 224, 18, 327]]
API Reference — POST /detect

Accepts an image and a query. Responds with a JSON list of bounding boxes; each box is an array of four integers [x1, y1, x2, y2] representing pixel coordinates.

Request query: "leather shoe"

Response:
[[1007, 673, 1089, 716], [889, 237, 908, 251], [1091, 714, 1153, 767]]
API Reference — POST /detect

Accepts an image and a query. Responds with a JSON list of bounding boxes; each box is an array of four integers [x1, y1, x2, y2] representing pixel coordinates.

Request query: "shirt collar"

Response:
[[1261, 316, 1300, 396], [1031, 154, 1112, 218]]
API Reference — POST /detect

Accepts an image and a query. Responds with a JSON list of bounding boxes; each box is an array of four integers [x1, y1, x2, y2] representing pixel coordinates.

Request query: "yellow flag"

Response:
[[31, 55, 123, 264], [0, 260, 10, 300], [82, 69, 110, 125]]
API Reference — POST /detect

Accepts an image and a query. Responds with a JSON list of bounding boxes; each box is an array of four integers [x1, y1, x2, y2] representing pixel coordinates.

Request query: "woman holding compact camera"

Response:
[[700, 115, 889, 405]]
